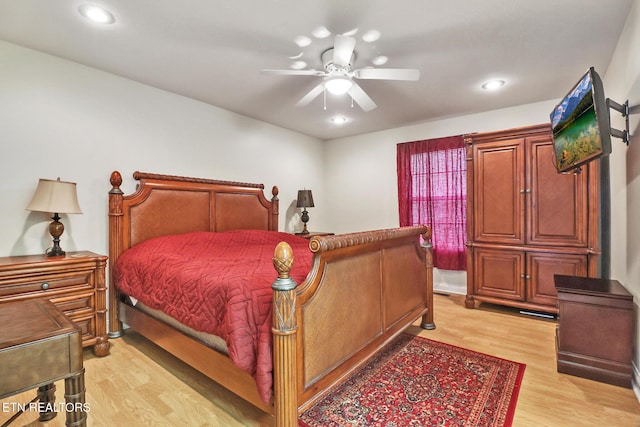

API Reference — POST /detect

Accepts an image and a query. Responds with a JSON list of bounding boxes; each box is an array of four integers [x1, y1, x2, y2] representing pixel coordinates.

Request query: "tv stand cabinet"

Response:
[[554, 275, 632, 388]]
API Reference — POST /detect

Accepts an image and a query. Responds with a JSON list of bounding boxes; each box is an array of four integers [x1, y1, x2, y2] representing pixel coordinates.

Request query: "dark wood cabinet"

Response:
[[465, 124, 600, 313], [555, 275, 632, 388]]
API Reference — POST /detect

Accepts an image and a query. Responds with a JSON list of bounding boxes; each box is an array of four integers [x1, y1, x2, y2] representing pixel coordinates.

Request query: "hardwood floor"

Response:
[[2, 293, 638, 426]]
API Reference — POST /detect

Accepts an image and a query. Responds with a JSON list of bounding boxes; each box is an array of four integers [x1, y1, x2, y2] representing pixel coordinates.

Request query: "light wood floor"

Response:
[[2, 293, 639, 426]]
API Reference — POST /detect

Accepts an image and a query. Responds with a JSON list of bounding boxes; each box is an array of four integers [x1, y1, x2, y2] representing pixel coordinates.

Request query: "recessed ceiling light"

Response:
[[291, 61, 307, 70], [78, 4, 115, 24], [312, 26, 331, 39], [372, 56, 388, 66], [362, 30, 381, 43], [330, 116, 349, 125], [481, 79, 506, 90], [294, 36, 312, 48]]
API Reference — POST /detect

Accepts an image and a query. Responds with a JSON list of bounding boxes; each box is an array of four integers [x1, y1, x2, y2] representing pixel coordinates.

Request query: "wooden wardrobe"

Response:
[[465, 123, 601, 313]]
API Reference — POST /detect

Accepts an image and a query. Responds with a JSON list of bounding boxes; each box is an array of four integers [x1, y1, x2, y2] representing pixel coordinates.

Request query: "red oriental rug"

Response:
[[299, 333, 525, 427]]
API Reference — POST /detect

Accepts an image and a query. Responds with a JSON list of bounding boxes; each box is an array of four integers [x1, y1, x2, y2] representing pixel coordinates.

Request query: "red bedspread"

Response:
[[113, 230, 313, 403]]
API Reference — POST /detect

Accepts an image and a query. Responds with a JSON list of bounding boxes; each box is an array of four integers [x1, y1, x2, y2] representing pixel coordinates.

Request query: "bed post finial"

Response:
[[110, 171, 123, 194], [271, 186, 279, 230], [271, 242, 298, 426]]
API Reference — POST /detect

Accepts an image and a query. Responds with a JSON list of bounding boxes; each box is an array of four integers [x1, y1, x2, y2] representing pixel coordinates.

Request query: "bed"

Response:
[[107, 171, 434, 426]]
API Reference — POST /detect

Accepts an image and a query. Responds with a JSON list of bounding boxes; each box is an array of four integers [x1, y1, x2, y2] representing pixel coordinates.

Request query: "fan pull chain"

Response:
[[323, 87, 327, 110]]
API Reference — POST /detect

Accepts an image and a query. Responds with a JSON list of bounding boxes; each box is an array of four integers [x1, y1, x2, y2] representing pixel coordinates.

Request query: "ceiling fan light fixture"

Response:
[[324, 76, 353, 95]]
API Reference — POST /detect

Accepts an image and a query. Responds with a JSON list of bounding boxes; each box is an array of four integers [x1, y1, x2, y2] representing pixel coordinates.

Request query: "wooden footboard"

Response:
[[272, 226, 433, 426]]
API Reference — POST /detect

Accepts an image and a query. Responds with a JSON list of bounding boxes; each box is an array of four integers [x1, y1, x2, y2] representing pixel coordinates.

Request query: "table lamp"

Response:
[[296, 189, 314, 235], [26, 178, 83, 257]]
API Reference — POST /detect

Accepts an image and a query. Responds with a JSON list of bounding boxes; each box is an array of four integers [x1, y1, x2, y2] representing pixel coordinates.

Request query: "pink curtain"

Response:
[[397, 135, 466, 270]]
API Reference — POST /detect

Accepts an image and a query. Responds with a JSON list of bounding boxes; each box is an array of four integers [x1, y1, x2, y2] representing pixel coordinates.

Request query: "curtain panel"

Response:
[[397, 135, 466, 270]]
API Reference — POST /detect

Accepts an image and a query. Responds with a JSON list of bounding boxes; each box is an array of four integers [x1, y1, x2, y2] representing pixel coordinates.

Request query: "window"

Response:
[[397, 135, 466, 270]]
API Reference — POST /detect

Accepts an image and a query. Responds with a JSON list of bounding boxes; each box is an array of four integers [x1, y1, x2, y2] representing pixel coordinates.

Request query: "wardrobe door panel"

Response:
[[526, 252, 588, 306], [527, 137, 588, 247], [473, 139, 525, 245], [474, 248, 525, 301]]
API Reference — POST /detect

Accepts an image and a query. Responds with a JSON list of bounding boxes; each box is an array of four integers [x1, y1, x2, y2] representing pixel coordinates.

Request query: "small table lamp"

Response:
[[26, 178, 83, 257], [296, 189, 314, 235]]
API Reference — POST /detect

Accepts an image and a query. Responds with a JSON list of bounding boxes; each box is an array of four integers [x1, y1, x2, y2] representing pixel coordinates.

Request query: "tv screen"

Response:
[[549, 67, 612, 173]]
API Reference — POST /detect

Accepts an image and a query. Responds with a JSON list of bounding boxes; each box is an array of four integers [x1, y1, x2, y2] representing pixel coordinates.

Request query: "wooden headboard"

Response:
[[107, 170, 279, 336]]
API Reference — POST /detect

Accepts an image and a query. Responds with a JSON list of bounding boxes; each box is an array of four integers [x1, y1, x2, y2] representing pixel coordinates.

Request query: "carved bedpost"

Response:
[[108, 171, 124, 338], [271, 186, 279, 231], [271, 242, 298, 427], [420, 226, 436, 330]]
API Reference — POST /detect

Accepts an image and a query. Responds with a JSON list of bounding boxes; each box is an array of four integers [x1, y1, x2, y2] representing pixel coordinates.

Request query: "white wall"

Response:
[[601, 0, 640, 397], [0, 40, 326, 258]]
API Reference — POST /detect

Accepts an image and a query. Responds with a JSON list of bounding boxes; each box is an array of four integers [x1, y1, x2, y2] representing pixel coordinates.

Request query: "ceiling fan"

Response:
[[262, 34, 420, 112]]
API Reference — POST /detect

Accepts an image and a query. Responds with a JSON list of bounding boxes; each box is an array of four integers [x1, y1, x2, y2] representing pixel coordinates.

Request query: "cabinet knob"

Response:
[[41, 282, 49, 290], [520, 274, 531, 279]]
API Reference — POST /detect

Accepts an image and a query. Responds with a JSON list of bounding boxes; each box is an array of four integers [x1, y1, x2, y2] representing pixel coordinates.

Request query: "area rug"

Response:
[[299, 333, 525, 427]]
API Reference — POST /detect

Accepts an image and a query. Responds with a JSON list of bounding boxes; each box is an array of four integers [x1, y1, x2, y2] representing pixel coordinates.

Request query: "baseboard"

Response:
[[434, 282, 466, 295], [633, 361, 640, 403]]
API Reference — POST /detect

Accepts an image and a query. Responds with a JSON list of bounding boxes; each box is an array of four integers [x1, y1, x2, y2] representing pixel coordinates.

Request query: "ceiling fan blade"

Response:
[[333, 35, 356, 67], [262, 69, 325, 76], [353, 68, 420, 81], [296, 83, 325, 107], [350, 83, 377, 112]]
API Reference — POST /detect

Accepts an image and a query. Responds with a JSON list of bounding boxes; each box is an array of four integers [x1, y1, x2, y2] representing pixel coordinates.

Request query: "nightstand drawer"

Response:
[[49, 291, 95, 315], [0, 271, 93, 299], [65, 313, 96, 343]]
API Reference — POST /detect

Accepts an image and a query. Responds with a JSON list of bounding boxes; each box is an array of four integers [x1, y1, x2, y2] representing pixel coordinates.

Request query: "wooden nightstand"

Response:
[[294, 232, 334, 240], [0, 251, 109, 356]]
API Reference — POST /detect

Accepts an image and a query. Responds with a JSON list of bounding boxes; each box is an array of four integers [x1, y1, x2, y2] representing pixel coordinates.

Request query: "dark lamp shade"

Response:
[[296, 190, 314, 208], [26, 178, 83, 214]]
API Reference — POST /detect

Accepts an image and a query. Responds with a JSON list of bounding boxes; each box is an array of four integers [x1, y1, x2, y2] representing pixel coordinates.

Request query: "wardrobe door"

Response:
[[526, 251, 588, 306], [527, 136, 588, 247], [473, 139, 525, 245], [473, 248, 525, 301]]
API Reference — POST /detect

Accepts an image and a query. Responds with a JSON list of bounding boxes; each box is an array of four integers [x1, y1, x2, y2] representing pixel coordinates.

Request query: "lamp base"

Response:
[[300, 208, 310, 234], [47, 247, 66, 257], [47, 213, 66, 257]]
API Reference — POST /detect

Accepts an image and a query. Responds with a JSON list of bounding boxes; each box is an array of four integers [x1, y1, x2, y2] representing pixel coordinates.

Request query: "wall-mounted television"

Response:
[[549, 67, 612, 173]]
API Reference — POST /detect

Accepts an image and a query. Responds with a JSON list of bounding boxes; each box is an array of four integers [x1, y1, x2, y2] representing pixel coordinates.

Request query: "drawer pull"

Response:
[[41, 282, 49, 290]]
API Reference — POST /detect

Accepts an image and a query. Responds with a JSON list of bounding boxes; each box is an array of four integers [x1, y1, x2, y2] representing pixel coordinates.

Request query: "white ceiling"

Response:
[[0, 0, 634, 140]]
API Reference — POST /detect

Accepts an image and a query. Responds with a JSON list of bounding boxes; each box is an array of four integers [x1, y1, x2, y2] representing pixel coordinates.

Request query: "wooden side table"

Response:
[[0, 299, 87, 426], [554, 274, 633, 388], [294, 231, 334, 240]]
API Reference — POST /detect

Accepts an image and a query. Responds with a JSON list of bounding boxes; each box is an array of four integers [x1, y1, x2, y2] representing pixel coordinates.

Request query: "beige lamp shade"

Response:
[[26, 178, 83, 214]]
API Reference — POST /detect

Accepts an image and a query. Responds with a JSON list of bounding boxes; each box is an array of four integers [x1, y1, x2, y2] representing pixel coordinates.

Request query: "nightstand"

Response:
[[0, 251, 109, 356], [294, 232, 335, 239]]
